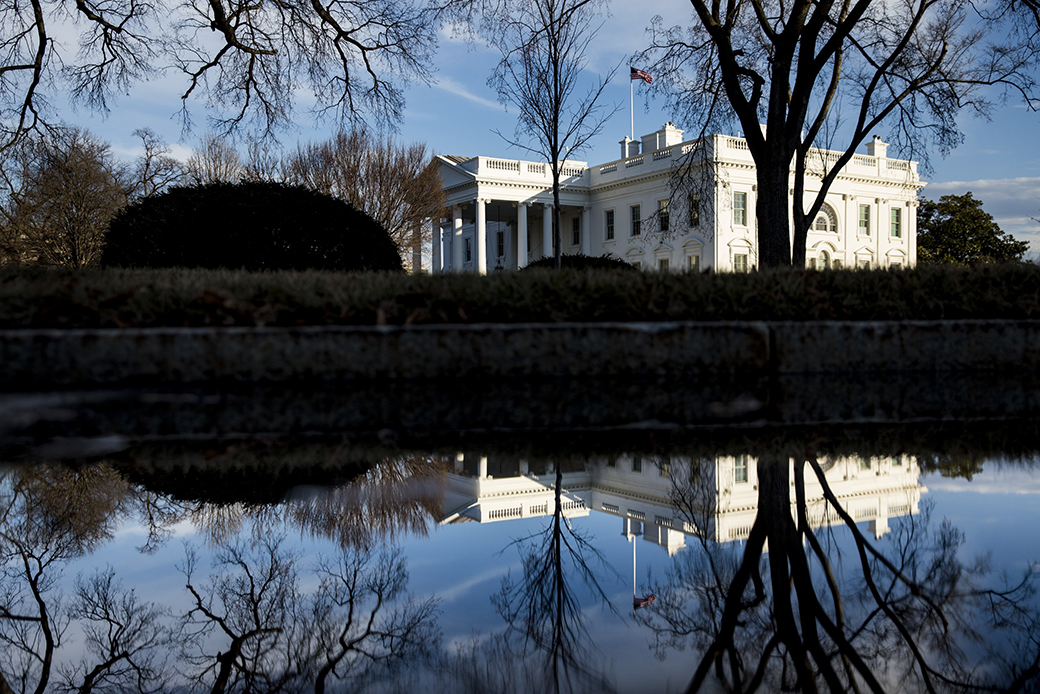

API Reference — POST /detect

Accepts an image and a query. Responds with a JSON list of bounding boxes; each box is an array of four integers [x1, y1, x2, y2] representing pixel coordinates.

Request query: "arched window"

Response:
[[819, 250, 831, 269], [813, 204, 838, 233]]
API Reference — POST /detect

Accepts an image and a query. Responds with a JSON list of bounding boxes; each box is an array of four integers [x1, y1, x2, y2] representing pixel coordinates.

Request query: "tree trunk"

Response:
[[755, 159, 793, 268]]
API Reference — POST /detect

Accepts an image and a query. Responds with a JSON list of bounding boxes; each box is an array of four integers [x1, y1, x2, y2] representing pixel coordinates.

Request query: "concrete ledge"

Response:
[[1, 319, 1036, 387]]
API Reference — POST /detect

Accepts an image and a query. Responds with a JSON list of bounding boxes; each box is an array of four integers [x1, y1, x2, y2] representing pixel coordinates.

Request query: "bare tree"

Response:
[[485, 0, 619, 269], [284, 129, 446, 271], [57, 568, 173, 694], [131, 129, 187, 199], [186, 134, 244, 185], [0, 0, 463, 151], [642, 0, 1039, 267], [0, 128, 131, 267]]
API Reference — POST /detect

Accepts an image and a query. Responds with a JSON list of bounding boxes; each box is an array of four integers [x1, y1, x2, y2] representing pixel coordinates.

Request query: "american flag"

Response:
[[631, 67, 653, 84]]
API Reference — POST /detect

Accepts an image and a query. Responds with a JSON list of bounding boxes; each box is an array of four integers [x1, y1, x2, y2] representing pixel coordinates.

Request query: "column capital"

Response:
[[583, 205, 592, 211]]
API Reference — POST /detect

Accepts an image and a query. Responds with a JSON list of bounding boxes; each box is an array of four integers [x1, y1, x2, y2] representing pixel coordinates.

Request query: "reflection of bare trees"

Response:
[[184, 454, 448, 550], [640, 455, 1040, 693], [491, 466, 617, 694], [0, 461, 442, 691], [178, 536, 439, 692], [58, 568, 172, 693]]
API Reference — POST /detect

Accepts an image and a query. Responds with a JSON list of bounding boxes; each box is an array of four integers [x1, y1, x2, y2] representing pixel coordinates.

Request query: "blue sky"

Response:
[[69, 1, 1040, 252]]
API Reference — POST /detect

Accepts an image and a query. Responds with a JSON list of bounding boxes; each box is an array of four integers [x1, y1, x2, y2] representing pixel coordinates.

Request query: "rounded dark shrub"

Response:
[[102, 181, 402, 272], [521, 253, 638, 272]]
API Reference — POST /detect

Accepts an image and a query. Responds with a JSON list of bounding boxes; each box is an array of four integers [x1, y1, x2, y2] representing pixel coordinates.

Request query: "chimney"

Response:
[[866, 135, 888, 158], [620, 136, 641, 158]]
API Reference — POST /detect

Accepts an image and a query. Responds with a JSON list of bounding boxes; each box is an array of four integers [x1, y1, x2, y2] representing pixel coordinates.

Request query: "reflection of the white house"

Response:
[[439, 453, 925, 555]]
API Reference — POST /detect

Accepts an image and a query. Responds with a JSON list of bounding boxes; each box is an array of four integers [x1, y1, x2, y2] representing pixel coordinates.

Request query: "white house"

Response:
[[438, 453, 925, 554], [433, 124, 923, 272]]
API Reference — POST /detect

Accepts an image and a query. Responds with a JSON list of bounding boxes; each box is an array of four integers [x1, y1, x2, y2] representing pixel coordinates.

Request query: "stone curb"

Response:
[[1, 319, 1036, 387]]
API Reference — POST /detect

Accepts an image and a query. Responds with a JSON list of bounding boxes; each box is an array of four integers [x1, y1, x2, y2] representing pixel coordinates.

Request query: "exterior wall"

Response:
[[438, 452, 925, 551], [434, 128, 923, 273]]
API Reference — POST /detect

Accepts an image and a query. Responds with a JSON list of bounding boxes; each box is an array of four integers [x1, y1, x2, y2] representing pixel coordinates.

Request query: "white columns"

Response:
[[581, 205, 591, 255], [452, 205, 464, 272], [432, 220, 442, 273], [476, 198, 488, 275], [542, 203, 553, 258], [517, 202, 529, 269]]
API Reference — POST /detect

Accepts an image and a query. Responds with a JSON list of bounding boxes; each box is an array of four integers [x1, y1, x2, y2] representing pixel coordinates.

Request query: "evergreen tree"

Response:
[[918, 193, 1029, 265]]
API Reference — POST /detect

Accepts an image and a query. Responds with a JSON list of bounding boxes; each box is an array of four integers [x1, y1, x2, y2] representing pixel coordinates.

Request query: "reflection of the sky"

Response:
[[3, 453, 1039, 693]]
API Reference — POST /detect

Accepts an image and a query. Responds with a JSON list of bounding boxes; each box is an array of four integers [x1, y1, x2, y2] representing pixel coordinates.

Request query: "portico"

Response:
[[432, 155, 591, 273]]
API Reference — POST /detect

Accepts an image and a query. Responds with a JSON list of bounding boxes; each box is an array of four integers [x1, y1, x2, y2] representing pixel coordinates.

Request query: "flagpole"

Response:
[[629, 57, 634, 142]]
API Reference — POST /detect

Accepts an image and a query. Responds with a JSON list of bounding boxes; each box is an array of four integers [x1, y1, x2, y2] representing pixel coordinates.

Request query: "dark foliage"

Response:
[[521, 253, 637, 272], [918, 193, 1030, 266], [101, 181, 403, 272]]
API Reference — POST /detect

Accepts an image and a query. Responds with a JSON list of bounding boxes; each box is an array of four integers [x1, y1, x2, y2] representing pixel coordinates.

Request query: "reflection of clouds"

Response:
[[923, 467, 1040, 494], [438, 562, 520, 603]]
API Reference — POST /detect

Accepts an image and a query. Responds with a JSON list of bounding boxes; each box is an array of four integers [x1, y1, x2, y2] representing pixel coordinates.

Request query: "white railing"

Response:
[[655, 515, 674, 528], [727, 137, 750, 150], [489, 506, 522, 520], [652, 148, 672, 161], [728, 525, 752, 540], [853, 154, 876, 167], [887, 160, 911, 171], [527, 162, 546, 174], [600, 162, 618, 174], [530, 502, 548, 515], [562, 499, 586, 511], [629, 509, 646, 520], [602, 503, 620, 514], [561, 165, 585, 176], [487, 158, 520, 172], [625, 156, 644, 168]]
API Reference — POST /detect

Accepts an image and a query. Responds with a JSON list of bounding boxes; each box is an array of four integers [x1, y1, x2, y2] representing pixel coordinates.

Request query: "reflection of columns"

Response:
[[478, 455, 488, 479], [581, 205, 591, 255], [432, 221, 441, 273], [476, 198, 488, 275], [542, 203, 553, 258], [517, 203, 529, 269], [452, 206, 464, 272], [519, 458, 529, 475]]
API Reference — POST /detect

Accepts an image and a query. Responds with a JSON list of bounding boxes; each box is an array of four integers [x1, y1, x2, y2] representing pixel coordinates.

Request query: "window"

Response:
[[572, 217, 580, 246], [734, 455, 748, 483], [734, 253, 749, 273], [687, 254, 701, 272], [658, 199, 670, 232], [808, 258, 817, 270], [631, 205, 641, 236], [464, 237, 472, 262], [890, 208, 902, 237], [814, 214, 829, 232], [688, 194, 700, 227], [890, 456, 903, 467], [819, 250, 831, 269], [632, 455, 642, 473], [858, 259, 870, 269], [733, 192, 748, 226], [658, 258, 669, 271], [497, 228, 505, 258], [858, 205, 871, 235], [833, 259, 843, 270], [605, 209, 615, 240], [659, 456, 671, 477]]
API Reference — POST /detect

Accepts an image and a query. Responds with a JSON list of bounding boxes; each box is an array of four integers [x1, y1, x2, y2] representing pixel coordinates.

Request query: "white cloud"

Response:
[[435, 76, 505, 111], [924, 177, 1040, 247]]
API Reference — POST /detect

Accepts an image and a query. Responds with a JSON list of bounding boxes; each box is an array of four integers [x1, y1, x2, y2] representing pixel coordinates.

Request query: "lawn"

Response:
[[2, 263, 1039, 329]]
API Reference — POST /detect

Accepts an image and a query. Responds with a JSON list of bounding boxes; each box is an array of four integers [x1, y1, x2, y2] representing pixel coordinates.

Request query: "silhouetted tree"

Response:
[[918, 193, 1030, 265], [641, 0, 1039, 267], [285, 128, 446, 272], [101, 181, 403, 272], [485, 0, 619, 270]]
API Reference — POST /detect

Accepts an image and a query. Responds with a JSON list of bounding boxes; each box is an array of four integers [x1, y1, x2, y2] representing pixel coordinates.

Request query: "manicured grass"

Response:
[[1, 263, 1040, 329]]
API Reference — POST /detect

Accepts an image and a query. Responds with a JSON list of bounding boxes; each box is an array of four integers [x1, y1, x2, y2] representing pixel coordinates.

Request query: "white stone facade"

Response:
[[433, 124, 923, 272]]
